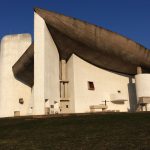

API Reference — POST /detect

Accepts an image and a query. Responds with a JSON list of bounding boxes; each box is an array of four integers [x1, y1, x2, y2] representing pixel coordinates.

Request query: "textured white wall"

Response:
[[34, 12, 60, 115], [44, 16, 60, 113], [0, 34, 32, 117], [135, 74, 150, 111], [34, 12, 45, 115], [67, 54, 135, 113], [67, 55, 75, 113], [135, 74, 150, 98]]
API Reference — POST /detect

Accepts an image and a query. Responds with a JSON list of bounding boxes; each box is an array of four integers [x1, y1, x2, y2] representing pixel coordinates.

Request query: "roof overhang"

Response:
[[12, 44, 34, 87], [35, 8, 150, 74], [12, 8, 150, 86]]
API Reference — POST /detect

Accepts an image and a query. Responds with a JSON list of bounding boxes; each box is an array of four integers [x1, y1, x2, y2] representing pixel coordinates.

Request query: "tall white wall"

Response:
[[0, 34, 32, 117], [67, 54, 136, 113], [34, 12, 60, 115], [44, 15, 60, 113]]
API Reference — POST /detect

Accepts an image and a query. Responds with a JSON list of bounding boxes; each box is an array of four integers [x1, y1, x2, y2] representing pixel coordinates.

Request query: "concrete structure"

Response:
[[0, 34, 32, 117], [0, 8, 150, 117]]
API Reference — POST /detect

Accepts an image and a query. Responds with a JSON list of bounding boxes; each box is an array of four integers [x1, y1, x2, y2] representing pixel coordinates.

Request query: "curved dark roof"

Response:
[[13, 8, 150, 86], [12, 44, 34, 86], [35, 8, 150, 75]]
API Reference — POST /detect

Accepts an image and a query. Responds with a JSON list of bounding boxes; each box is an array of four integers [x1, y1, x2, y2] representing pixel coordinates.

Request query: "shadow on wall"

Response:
[[128, 77, 137, 112]]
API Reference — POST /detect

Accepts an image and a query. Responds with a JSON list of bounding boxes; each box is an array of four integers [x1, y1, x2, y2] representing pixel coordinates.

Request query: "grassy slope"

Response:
[[0, 113, 150, 150]]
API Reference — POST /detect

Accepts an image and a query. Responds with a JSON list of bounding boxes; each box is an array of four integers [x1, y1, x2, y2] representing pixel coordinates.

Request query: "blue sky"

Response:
[[0, 0, 150, 48]]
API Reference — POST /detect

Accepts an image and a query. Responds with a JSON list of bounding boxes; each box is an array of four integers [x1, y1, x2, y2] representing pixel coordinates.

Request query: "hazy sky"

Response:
[[0, 0, 150, 48]]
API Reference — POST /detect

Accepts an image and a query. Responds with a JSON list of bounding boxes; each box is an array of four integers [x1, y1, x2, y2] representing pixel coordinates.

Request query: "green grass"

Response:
[[0, 113, 150, 150]]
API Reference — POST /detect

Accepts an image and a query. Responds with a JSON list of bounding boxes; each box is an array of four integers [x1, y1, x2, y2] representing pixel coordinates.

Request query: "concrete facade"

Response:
[[0, 8, 150, 117], [34, 12, 60, 115], [0, 34, 32, 117], [135, 74, 150, 110], [67, 54, 136, 113]]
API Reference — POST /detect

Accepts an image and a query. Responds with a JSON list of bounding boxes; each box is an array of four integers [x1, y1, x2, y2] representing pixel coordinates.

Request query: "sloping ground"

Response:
[[0, 113, 150, 150]]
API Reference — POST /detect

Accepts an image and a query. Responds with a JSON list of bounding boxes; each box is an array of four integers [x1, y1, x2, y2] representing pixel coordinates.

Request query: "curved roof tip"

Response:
[[34, 7, 149, 50], [34, 8, 150, 75]]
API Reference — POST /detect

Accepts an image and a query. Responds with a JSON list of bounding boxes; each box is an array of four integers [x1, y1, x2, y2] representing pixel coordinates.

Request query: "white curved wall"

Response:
[[67, 54, 136, 113], [135, 74, 150, 99], [0, 34, 32, 117]]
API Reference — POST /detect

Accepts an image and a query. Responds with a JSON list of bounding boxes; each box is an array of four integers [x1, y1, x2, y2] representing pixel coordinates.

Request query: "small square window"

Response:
[[88, 81, 95, 90], [45, 99, 48, 102], [66, 105, 69, 108], [19, 98, 24, 104], [50, 105, 54, 108]]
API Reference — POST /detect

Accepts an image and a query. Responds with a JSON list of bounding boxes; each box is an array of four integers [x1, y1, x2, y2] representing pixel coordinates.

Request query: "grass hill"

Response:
[[0, 112, 150, 150]]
